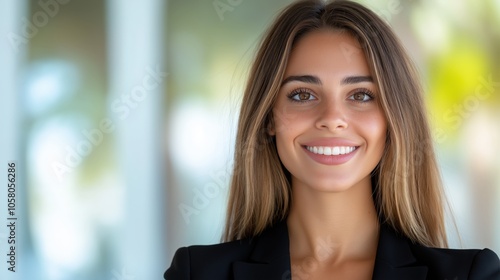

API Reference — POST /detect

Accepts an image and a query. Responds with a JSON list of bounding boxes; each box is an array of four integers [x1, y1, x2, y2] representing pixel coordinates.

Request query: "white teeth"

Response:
[[306, 146, 356, 155]]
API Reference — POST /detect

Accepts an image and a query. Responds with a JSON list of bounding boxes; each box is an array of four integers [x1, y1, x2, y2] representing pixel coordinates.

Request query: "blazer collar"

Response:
[[232, 221, 428, 280], [372, 224, 428, 279], [232, 221, 291, 279]]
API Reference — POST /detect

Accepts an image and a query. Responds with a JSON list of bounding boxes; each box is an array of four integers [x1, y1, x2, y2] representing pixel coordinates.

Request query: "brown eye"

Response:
[[353, 93, 365, 101], [349, 91, 373, 102], [288, 89, 316, 102], [298, 92, 311, 100]]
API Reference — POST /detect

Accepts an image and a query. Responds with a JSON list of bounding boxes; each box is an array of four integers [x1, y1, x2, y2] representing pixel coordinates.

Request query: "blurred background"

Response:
[[0, 0, 498, 279]]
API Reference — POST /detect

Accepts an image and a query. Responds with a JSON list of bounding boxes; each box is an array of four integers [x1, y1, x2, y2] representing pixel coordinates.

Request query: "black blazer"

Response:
[[165, 221, 500, 279]]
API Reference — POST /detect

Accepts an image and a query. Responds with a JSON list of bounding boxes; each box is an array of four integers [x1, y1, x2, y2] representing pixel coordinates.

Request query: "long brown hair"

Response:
[[223, 0, 447, 248]]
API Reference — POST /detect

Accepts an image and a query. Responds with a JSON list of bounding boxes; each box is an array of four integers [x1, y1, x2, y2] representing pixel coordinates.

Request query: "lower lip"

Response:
[[303, 146, 358, 165]]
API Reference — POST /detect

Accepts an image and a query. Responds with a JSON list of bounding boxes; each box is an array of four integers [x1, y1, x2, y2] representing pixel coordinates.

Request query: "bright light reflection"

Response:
[[168, 100, 230, 173], [27, 117, 98, 279], [24, 60, 80, 116], [411, 4, 449, 53]]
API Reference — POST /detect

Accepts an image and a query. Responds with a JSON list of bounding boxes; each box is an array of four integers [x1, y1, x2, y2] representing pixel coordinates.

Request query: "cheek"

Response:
[[365, 112, 387, 151], [272, 105, 311, 135], [273, 129, 295, 172], [274, 126, 299, 152], [272, 104, 293, 134], [351, 109, 387, 146], [272, 109, 311, 164]]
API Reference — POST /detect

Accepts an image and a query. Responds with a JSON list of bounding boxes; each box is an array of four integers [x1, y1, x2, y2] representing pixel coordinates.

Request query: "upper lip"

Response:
[[301, 138, 360, 147]]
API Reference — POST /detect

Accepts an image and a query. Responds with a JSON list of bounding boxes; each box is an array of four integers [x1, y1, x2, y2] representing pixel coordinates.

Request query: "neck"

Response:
[[287, 177, 379, 262]]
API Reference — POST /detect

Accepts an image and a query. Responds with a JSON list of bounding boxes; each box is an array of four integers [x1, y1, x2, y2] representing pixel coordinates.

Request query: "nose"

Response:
[[315, 100, 348, 131]]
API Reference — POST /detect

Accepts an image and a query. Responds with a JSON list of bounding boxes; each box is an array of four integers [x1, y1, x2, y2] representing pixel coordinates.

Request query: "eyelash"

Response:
[[286, 88, 316, 103], [286, 88, 375, 103], [348, 89, 375, 103]]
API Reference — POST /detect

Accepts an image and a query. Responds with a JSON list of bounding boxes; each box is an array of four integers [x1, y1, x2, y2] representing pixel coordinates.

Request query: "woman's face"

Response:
[[270, 29, 387, 193]]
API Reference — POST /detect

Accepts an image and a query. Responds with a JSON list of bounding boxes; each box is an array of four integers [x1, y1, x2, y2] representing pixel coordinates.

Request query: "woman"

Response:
[[165, 0, 500, 279]]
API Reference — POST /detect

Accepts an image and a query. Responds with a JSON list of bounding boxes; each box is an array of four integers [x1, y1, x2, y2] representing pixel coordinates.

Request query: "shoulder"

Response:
[[164, 221, 290, 280], [409, 243, 500, 279], [376, 224, 500, 279], [164, 238, 255, 280]]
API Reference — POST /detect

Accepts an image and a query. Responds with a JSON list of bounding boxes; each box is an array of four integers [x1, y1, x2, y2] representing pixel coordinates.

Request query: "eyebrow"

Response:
[[281, 75, 321, 86], [281, 75, 373, 86], [341, 75, 373, 84]]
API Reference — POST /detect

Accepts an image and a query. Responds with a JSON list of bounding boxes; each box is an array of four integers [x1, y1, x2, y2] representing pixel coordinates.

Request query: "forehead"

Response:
[[285, 29, 371, 77]]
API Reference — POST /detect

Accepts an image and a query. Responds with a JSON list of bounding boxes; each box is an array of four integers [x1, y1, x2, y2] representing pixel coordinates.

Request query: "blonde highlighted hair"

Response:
[[223, 0, 447, 248]]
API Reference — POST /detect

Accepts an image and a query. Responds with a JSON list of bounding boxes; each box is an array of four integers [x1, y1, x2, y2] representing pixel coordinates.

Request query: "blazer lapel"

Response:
[[232, 221, 292, 280], [372, 224, 428, 280], [232, 221, 429, 280]]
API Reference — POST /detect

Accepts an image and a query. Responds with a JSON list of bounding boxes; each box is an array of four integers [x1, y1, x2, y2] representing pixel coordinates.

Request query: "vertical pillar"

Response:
[[0, 1, 35, 279], [106, 0, 167, 278]]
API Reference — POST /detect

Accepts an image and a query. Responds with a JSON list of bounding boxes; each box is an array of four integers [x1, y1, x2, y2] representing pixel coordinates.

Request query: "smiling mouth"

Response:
[[305, 146, 357, 156]]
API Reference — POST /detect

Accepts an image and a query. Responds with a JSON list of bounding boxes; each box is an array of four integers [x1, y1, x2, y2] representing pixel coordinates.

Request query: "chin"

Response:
[[301, 176, 367, 193]]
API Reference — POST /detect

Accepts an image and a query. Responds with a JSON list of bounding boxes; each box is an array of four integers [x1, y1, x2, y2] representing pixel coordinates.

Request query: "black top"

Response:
[[165, 221, 500, 279]]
